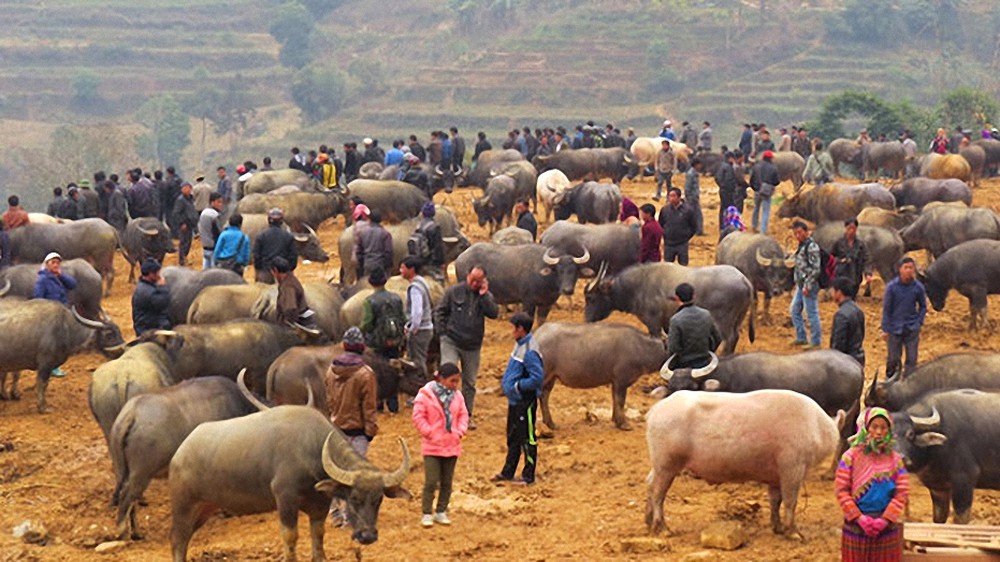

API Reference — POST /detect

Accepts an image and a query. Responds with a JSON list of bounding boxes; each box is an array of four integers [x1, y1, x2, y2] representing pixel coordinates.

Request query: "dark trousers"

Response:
[[422, 456, 457, 515], [177, 226, 193, 266], [887, 329, 920, 378], [500, 397, 538, 483], [664, 243, 690, 266], [376, 348, 401, 413]]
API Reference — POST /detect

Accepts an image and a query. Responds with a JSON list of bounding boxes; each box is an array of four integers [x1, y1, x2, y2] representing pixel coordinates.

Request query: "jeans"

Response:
[[790, 286, 821, 346], [422, 456, 458, 515], [886, 329, 920, 377], [202, 249, 214, 270], [440, 336, 482, 417], [655, 171, 672, 198], [752, 192, 772, 234], [664, 243, 689, 265]]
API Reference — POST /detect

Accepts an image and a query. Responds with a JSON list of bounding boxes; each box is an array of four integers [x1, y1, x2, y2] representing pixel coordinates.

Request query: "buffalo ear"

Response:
[[315, 479, 343, 495], [538, 267, 553, 276], [384, 486, 412, 499], [703, 379, 721, 391], [579, 268, 595, 277], [914, 432, 947, 448]]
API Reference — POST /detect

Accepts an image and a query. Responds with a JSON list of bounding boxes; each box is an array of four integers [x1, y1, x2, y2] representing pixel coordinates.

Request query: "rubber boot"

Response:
[[36, 378, 50, 414]]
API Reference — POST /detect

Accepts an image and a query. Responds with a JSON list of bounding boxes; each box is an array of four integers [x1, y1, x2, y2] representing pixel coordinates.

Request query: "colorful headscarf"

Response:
[[849, 407, 894, 454], [722, 206, 745, 232]]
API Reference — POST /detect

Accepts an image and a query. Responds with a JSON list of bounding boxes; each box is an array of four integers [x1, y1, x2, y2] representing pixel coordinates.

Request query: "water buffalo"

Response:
[[346, 179, 429, 223], [239, 214, 329, 265], [534, 322, 668, 430], [892, 389, 1000, 524], [161, 267, 246, 326], [535, 168, 573, 223], [857, 206, 919, 231], [905, 153, 973, 183], [972, 138, 1000, 176], [492, 226, 534, 245], [532, 147, 635, 183], [777, 183, 895, 224], [890, 177, 971, 211], [109, 377, 256, 539], [770, 151, 806, 191], [0, 299, 125, 413], [186, 283, 273, 324], [646, 389, 842, 538], [169, 405, 410, 559], [357, 161, 384, 179], [715, 232, 794, 324], [812, 222, 904, 287], [923, 239, 1000, 330], [472, 175, 517, 233], [462, 149, 525, 188], [0, 258, 105, 320], [237, 191, 346, 229], [866, 353, 1000, 411], [121, 217, 177, 284], [9, 218, 118, 296], [539, 220, 639, 277], [584, 262, 754, 354], [553, 182, 623, 224], [629, 137, 692, 169], [243, 169, 320, 195], [827, 138, 862, 178], [960, 145, 986, 187], [899, 204, 1000, 258], [861, 141, 906, 180], [453, 242, 591, 325], [252, 281, 346, 341], [380, 163, 458, 196], [26, 213, 66, 224], [489, 160, 538, 207]]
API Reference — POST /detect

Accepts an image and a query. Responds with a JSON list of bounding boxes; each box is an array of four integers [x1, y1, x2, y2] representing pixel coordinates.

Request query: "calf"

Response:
[[923, 239, 1000, 330]]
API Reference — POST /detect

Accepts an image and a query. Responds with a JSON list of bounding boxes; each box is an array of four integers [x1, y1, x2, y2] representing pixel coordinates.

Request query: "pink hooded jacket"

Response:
[[411, 380, 469, 458]]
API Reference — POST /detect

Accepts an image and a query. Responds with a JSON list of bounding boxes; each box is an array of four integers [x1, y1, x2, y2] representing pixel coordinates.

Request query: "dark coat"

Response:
[[658, 202, 697, 246], [830, 298, 865, 365], [516, 210, 538, 241], [132, 278, 171, 335], [667, 304, 722, 367], [253, 224, 297, 272]]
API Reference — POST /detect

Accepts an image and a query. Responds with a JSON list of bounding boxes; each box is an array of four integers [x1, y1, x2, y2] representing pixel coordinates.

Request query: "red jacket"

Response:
[[411, 381, 469, 458], [640, 219, 663, 263]]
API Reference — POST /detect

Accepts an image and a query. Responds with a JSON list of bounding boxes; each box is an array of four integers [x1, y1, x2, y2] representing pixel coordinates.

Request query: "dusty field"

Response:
[[2, 173, 1000, 562]]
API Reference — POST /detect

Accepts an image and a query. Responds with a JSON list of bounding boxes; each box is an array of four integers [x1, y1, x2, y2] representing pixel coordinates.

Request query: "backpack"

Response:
[[407, 223, 432, 261], [369, 292, 407, 352], [818, 245, 837, 289]]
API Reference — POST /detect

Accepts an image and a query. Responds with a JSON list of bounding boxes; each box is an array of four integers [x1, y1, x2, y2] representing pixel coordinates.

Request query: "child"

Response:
[[412, 362, 469, 527]]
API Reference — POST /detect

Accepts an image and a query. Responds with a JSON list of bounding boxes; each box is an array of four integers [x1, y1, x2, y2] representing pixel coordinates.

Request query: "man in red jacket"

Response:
[[639, 203, 663, 263]]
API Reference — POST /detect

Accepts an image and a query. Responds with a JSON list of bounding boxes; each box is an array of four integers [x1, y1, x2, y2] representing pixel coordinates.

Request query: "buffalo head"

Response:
[[73, 307, 126, 357], [892, 406, 947, 474], [659, 352, 720, 393], [754, 249, 796, 296], [541, 246, 591, 295], [583, 261, 615, 322], [292, 224, 329, 263]]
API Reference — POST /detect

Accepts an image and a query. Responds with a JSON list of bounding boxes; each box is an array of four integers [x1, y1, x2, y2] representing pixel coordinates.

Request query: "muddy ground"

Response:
[[2, 173, 1000, 562]]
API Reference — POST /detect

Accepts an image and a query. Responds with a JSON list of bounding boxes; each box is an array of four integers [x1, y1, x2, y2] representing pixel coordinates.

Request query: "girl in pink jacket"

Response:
[[412, 362, 469, 527]]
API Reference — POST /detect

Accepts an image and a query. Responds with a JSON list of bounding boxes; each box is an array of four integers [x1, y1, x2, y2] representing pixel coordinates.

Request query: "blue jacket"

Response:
[[881, 277, 927, 335], [384, 148, 404, 167], [501, 334, 544, 405], [32, 269, 77, 305], [214, 226, 251, 265]]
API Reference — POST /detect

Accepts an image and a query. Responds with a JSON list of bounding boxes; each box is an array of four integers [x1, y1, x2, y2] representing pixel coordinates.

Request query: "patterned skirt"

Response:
[[841, 522, 902, 562]]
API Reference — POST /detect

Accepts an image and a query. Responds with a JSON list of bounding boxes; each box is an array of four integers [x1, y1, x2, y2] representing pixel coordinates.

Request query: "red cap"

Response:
[[762, 151, 774, 159]]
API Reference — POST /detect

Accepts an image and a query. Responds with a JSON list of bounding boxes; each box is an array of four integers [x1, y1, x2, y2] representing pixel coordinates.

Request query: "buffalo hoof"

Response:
[[615, 421, 633, 431], [785, 530, 804, 542]]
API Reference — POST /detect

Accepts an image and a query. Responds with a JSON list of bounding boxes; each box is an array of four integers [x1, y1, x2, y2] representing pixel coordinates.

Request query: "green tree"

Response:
[[826, 0, 901, 47], [209, 77, 256, 154], [269, 2, 314, 69], [299, 0, 344, 16], [184, 67, 223, 165], [808, 90, 905, 141], [937, 87, 1000, 130], [291, 64, 346, 122], [136, 95, 191, 169], [70, 71, 101, 111]]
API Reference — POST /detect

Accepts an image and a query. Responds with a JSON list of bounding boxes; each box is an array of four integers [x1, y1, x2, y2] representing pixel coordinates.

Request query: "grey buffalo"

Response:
[[867, 353, 1000, 411], [489, 160, 538, 208], [109, 377, 256, 539], [892, 389, 1000, 524], [240, 213, 329, 265], [454, 242, 592, 325], [923, 239, 1000, 330], [161, 267, 246, 326], [357, 161, 384, 179], [345, 179, 429, 223], [252, 281, 346, 341], [472, 175, 518, 233], [857, 206, 918, 231], [828, 138, 862, 177], [960, 145, 986, 186], [9, 218, 118, 296], [462, 149, 526, 188], [243, 169, 320, 195], [899, 203, 1000, 258], [539, 220, 639, 276], [534, 322, 668, 430], [890, 177, 971, 211], [169, 404, 410, 559], [121, 217, 177, 284], [861, 141, 906, 179], [777, 182, 895, 224], [770, 151, 806, 191], [492, 226, 534, 245], [0, 258, 105, 320], [553, 182, 623, 224], [532, 147, 636, 183], [237, 190, 346, 229], [715, 232, 794, 324], [813, 222, 904, 288], [584, 262, 754, 354]]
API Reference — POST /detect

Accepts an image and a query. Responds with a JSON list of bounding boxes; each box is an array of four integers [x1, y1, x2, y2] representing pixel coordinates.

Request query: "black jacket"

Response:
[[516, 210, 538, 241], [714, 161, 738, 203], [172, 194, 199, 229], [830, 298, 865, 365], [253, 224, 297, 272], [132, 278, 171, 335], [434, 283, 499, 350], [658, 202, 698, 246], [667, 304, 722, 367]]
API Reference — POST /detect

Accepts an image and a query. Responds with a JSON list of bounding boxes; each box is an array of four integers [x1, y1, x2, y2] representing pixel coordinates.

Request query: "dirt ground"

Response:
[[3, 172, 1000, 562]]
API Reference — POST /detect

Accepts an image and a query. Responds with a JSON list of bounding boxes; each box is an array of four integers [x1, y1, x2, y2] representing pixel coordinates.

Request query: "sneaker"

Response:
[[433, 512, 451, 525], [50, 368, 65, 378], [489, 473, 513, 483], [468, 419, 477, 430], [421, 514, 434, 528]]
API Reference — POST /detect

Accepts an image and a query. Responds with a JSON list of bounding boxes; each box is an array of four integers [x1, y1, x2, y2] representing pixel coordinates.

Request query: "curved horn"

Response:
[[382, 437, 411, 488], [690, 352, 719, 380], [441, 236, 459, 243], [71, 306, 106, 329], [0, 279, 9, 297], [292, 232, 309, 243], [322, 432, 361, 487], [542, 247, 559, 265], [755, 249, 773, 267], [584, 261, 609, 293], [237, 368, 270, 412], [434, 165, 444, 176], [659, 354, 676, 381], [305, 223, 318, 237], [910, 406, 941, 431], [572, 246, 590, 265], [305, 380, 315, 408], [623, 154, 633, 164], [287, 320, 322, 337], [99, 309, 112, 323], [138, 226, 159, 236]]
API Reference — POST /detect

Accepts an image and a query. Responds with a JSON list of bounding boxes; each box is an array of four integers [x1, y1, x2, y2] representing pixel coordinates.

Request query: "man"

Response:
[[359, 266, 407, 413], [679, 121, 697, 150], [162, 167, 183, 226], [60, 187, 80, 220], [47, 187, 66, 218], [314, 153, 337, 190], [658, 187, 698, 266], [171, 182, 199, 267], [658, 120, 675, 140], [791, 128, 812, 160], [411, 202, 445, 276], [698, 121, 713, 152], [260, 157, 273, 172], [126, 169, 159, 218], [472, 132, 491, 163], [434, 265, 498, 426], [830, 277, 866, 367], [803, 141, 834, 187], [216, 166, 232, 205], [881, 257, 927, 378], [714, 151, 738, 230], [214, 213, 251, 275], [4, 195, 30, 230], [400, 153, 430, 196], [754, 129, 776, 158], [777, 127, 792, 152], [342, 143, 361, 182], [900, 130, 918, 158], [450, 127, 466, 170], [949, 126, 965, 154], [132, 257, 171, 335], [356, 209, 393, 279], [492, 312, 544, 486], [384, 140, 405, 167], [33, 252, 76, 305], [253, 208, 297, 283], [639, 203, 662, 263], [441, 131, 454, 167], [198, 192, 224, 269], [365, 138, 385, 166], [750, 151, 780, 234], [289, 147, 309, 173], [104, 180, 128, 232], [190, 171, 213, 212], [738, 123, 753, 157], [325, 326, 378, 457], [514, 198, 537, 242], [408, 134, 427, 163], [77, 179, 100, 219], [790, 221, 822, 348], [732, 150, 751, 214], [426, 132, 443, 168], [683, 158, 704, 236], [552, 131, 570, 153], [625, 127, 638, 150], [653, 139, 675, 202], [400, 256, 434, 378], [270, 256, 310, 330], [667, 283, 722, 369], [831, 218, 873, 296]]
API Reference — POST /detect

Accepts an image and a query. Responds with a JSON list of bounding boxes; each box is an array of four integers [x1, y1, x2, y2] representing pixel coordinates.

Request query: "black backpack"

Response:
[[368, 292, 407, 352], [407, 221, 433, 261], [818, 245, 837, 289]]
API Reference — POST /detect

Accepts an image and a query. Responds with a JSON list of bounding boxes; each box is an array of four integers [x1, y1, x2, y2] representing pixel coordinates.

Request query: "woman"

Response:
[[835, 407, 910, 562], [619, 197, 641, 233], [719, 206, 745, 241], [412, 362, 469, 528], [929, 128, 949, 154]]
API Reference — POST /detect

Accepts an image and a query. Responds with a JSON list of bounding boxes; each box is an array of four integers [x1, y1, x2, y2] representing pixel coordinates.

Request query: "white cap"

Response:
[[44, 252, 62, 263], [664, 120, 672, 127], [238, 171, 253, 182], [363, 137, 373, 145]]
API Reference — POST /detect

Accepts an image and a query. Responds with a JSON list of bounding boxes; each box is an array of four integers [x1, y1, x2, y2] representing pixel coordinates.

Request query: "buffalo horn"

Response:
[[237, 368, 270, 412], [305, 381, 315, 408], [623, 154, 633, 164], [783, 255, 796, 268], [441, 236, 459, 243], [382, 437, 411, 488], [690, 352, 719, 380], [584, 261, 609, 293], [138, 226, 159, 236], [292, 232, 309, 243], [659, 355, 676, 381], [0, 279, 9, 297], [755, 249, 773, 267], [71, 306, 106, 329], [322, 432, 361, 487], [99, 309, 113, 323], [288, 321, 322, 337], [304, 224, 318, 238], [434, 165, 444, 177], [910, 406, 941, 431], [542, 247, 560, 265], [572, 246, 590, 265]]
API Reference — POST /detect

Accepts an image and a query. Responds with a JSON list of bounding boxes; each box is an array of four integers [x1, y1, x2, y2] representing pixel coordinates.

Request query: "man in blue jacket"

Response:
[[493, 312, 544, 486], [33, 252, 76, 305], [881, 257, 927, 378]]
